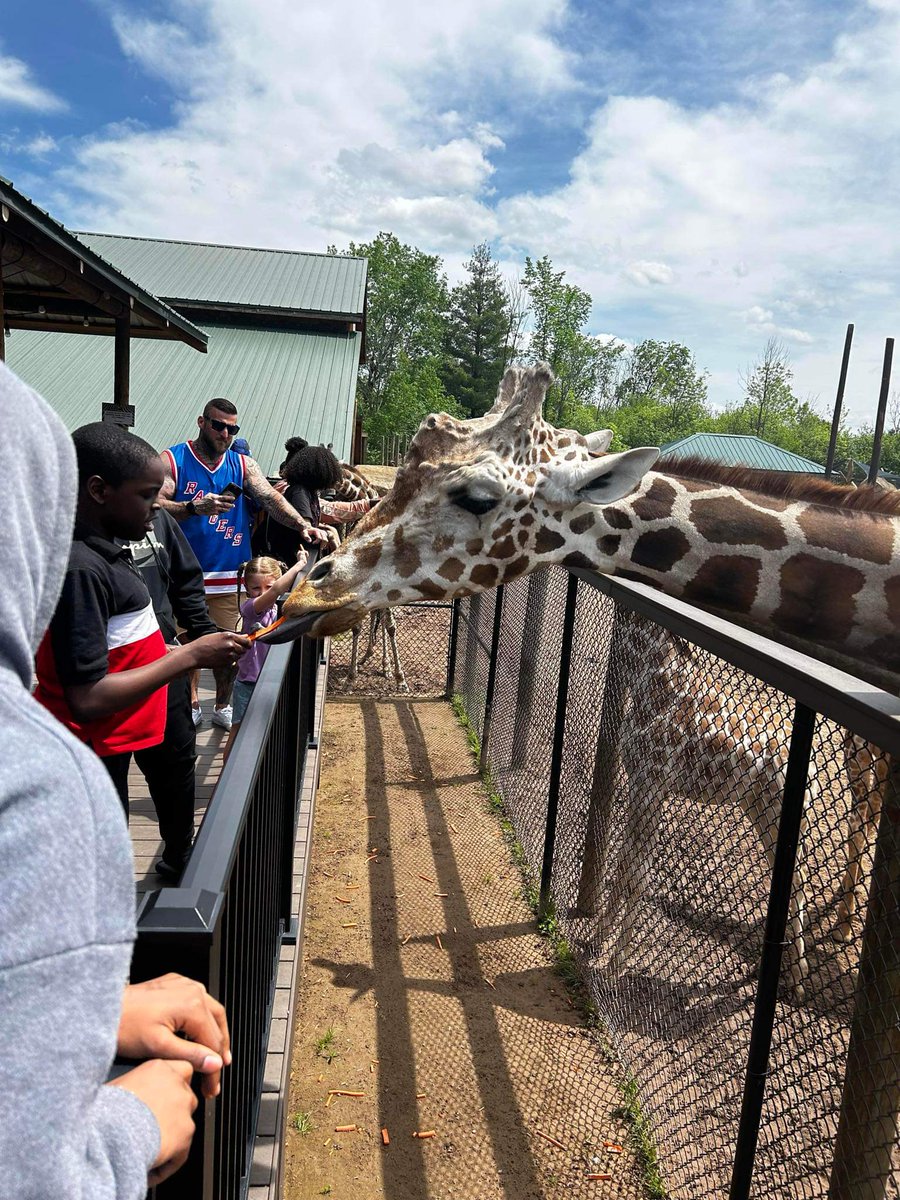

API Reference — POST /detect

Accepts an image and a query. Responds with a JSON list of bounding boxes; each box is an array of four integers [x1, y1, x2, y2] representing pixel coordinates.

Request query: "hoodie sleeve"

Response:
[[158, 511, 217, 641], [0, 696, 161, 1199]]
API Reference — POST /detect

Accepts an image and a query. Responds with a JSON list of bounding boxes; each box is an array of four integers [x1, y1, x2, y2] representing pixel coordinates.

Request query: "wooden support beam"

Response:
[[103, 315, 135, 427]]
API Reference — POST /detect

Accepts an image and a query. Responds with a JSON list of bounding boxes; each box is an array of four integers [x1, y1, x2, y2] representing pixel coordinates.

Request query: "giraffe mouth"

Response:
[[254, 588, 364, 643]]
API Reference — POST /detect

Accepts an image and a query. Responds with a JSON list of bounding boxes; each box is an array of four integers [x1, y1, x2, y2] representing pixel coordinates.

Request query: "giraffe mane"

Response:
[[656, 455, 900, 515]]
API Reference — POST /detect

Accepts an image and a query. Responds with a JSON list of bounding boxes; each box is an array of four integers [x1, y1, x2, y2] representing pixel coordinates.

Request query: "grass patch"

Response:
[[291, 1110, 313, 1134], [451, 691, 667, 1199], [313, 1027, 339, 1064]]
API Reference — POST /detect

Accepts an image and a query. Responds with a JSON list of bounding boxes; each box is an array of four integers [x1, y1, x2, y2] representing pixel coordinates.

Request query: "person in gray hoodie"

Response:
[[0, 361, 230, 1196]]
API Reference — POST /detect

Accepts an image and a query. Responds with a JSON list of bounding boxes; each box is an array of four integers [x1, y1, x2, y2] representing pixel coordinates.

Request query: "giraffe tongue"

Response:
[[253, 612, 318, 643]]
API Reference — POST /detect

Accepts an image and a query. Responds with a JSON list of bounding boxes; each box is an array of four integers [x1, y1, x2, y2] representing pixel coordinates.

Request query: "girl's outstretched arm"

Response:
[[250, 558, 308, 614]]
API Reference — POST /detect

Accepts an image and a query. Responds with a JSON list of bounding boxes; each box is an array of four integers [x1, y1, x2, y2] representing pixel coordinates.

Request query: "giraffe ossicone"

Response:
[[263, 363, 900, 694]]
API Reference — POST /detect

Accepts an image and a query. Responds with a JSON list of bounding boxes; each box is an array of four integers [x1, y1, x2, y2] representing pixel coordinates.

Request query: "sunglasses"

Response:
[[206, 417, 240, 435]]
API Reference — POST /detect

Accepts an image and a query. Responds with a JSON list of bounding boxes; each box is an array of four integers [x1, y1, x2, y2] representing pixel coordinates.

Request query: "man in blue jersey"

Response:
[[159, 398, 328, 728]]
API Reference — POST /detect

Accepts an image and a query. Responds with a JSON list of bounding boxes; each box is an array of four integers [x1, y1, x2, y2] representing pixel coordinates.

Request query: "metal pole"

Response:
[[825, 323, 853, 479], [445, 598, 461, 699], [829, 755, 900, 1198], [478, 586, 506, 774], [867, 338, 893, 484], [539, 573, 579, 920], [729, 702, 816, 1200]]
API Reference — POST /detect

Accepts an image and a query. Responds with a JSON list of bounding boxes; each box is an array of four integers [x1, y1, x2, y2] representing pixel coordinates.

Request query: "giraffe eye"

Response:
[[450, 491, 499, 517]]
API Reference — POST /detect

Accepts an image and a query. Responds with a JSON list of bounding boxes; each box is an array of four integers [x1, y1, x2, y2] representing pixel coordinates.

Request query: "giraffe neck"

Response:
[[559, 471, 899, 689]]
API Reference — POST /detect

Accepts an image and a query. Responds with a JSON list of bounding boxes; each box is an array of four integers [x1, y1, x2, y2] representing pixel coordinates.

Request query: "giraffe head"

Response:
[[260, 364, 659, 642]]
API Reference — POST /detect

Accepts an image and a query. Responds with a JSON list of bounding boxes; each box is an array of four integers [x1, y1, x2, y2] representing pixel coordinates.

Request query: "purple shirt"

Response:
[[236, 597, 277, 683]]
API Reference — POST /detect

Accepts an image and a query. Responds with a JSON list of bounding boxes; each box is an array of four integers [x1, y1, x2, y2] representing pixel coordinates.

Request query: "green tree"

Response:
[[440, 243, 513, 417], [610, 339, 710, 444], [520, 255, 616, 424], [362, 355, 463, 457], [734, 337, 797, 440], [331, 232, 449, 416]]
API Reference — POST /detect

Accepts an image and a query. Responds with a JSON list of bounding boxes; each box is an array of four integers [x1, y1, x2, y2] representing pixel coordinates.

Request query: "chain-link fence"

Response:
[[327, 601, 454, 697], [452, 566, 900, 1200]]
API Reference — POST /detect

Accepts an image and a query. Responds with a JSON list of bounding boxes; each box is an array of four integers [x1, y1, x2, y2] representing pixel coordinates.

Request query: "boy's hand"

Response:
[[109, 1060, 198, 1185], [189, 632, 250, 669], [118, 975, 231, 1099]]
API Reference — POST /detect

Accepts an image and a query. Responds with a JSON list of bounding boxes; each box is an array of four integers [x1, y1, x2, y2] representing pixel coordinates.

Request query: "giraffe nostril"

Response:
[[307, 559, 333, 583]]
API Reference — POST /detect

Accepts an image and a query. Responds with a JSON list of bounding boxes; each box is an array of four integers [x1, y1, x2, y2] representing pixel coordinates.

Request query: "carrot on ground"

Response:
[[328, 1090, 365, 1097], [434, 892, 448, 897], [416, 1092, 426, 1099], [435, 934, 443, 950], [401, 934, 412, 946], [412, 1130, 435, 1139], [341, 922, 357, 929], [335, 1124, 356, 1133], [334, 896, 352, 904], [603, 1141, 624, 1152], [417, 874, 433, 883], [534, 1130, 568, 1151], [381, 1128, 390, 1145], [587, 1173, 612, 1181]]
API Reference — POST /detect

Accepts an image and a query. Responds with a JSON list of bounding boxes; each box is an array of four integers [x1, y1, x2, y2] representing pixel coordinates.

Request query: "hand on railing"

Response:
[[117, 973, 232, 1099], [109, 1059, 198, 1186]]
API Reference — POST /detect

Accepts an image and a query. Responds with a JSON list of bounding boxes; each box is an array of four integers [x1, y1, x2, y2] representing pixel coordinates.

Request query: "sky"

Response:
[[2, 0, 899, 423]]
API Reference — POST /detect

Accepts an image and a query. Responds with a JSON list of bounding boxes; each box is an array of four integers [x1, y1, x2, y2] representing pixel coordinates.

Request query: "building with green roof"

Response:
[[7, 232, 367, 472], [660, 432, 825, 474]]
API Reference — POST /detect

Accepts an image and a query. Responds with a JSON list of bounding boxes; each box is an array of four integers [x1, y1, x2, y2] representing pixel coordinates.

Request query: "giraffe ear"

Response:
[[553, 446, 659, 505], [584, 429, 614, 454]]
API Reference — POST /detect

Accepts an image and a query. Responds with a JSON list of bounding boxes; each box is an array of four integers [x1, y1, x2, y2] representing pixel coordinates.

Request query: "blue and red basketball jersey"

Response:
[[163, 442, 251, 594]]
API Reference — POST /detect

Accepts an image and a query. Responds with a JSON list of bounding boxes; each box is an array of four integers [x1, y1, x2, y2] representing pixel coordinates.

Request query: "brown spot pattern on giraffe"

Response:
[[861, 635, 900, 676], [502, 555, 532, 582], [598, 535, 621, 557], [432, 533, 454, 553], [569, 512, 595, 535], [631, 527, 691, 573], [414, 580, 447, 600], [437, 558, 466, 582], [885, 576, 900, 628], [392, 526, 422, 578], [630, 478, 677, 521], [535, 527, 566, 555], [387, 589, 402, 602], [470, 563, 500, 588], [562, 551, 596, 570], [354, 538, 383, 570], [796, 507, 894, 565], [603, 507, 633, 530], [490, 536, 517, 559], [691, 496, 788, 549], [466, 538, 484, 555], [774, 554, 865, 643], [682, 556, 762, 614]]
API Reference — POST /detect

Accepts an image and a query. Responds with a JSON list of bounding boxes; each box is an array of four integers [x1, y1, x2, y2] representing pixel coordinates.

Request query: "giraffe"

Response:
[[327, 465, 408, 693], [259, 364, 897, 968]]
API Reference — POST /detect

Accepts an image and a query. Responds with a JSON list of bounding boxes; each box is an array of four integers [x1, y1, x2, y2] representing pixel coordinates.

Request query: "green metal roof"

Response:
[[0, 177, 207, 351], [660, 432, 825, 474], [75, 233, 367, 319], [7, 324, 360, 471]]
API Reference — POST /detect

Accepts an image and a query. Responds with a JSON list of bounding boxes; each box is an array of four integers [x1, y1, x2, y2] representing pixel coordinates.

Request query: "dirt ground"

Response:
[[283, 697, 646, 1200]]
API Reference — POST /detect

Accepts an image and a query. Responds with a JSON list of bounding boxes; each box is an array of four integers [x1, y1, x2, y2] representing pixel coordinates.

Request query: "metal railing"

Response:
[[131, 628, 320, 1199], [451, 566, 900, 1199]]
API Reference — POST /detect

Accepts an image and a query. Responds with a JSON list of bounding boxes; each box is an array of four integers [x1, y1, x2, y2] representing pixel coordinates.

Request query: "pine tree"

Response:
[[440, 243, 513, 417]]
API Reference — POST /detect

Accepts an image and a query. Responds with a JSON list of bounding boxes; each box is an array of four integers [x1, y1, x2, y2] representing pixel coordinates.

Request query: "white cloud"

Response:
[[624, 260, 675, 286], [0, 51, 65, 112], [35, 0, 900, 422], [23, 133, 58, 156]]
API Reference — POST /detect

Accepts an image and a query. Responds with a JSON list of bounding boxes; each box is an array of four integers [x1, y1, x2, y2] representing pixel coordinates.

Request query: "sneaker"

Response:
[[212, 705, 233, 731], [154, 857, 188, 883], [191, 704, 203, 727]]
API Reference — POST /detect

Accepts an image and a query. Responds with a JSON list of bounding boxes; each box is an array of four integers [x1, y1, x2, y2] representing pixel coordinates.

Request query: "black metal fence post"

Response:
[[538, 573, 579, 921], [825, 323, 853, 479], [479, 586, 506, 774], [729, 701, 816, 1200], [868, 337, 894, 484], [445, 598, 461, 699]]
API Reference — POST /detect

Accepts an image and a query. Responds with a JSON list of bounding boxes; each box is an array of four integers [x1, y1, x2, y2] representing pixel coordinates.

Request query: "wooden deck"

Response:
[[130, 673, 226, 894]]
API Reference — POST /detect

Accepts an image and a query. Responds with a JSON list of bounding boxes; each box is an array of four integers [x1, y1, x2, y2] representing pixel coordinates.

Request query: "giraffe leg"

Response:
[[348, 623, 361, 681], [383, 609, 408, 692], [359, 612, 379, 667], [834, 734, 883, 942]]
